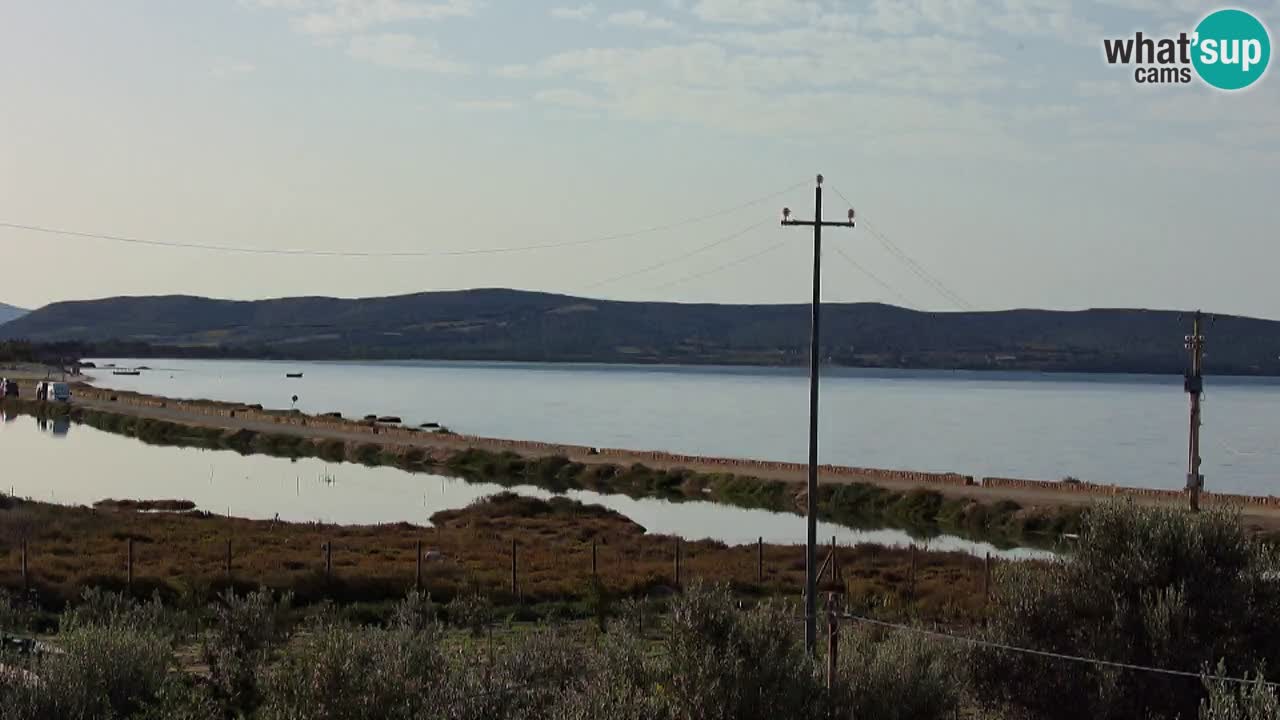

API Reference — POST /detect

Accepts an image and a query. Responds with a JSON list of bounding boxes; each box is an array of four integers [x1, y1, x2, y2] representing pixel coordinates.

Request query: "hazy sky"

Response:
[[2, 0, 1279, 317]]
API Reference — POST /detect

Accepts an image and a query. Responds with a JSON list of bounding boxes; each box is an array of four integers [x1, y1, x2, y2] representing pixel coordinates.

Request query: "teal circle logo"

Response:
[[1192, 9, 1271, 90]]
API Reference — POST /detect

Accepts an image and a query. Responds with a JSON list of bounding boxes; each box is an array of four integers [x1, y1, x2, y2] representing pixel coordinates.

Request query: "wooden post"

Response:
[[674, 538, 681, 589], [983, 553, 991, 603], [415, 540, 422, 591], [830, 536, 839, 583], [909, 544, 917, 601], [591, 540, 598, 581], [510, 539, 518, 598], [747, 532, 757, 584], [826, 592, 839, 690], [323, 541, 332, 582], [126, 538, 134, 592], [225, 539, 232, 580], [20, 538, 28, 591]]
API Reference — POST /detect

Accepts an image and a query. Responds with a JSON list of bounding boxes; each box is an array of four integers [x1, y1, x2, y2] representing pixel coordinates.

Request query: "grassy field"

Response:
[[0, 491, 999, 625]]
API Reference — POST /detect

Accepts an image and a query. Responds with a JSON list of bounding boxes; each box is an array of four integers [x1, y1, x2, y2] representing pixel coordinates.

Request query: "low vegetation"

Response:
[[4, 501, 1280, 719], [0, 492, 994, 621]]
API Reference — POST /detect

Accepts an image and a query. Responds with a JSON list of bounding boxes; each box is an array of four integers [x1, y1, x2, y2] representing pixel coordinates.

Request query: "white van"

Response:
[[35, 382, 71, 402]]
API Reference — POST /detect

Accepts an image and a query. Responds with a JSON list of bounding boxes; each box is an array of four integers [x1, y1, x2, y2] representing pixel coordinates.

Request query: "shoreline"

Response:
[[6, 379, 1280, 537], [62, 382, 1280, 516]]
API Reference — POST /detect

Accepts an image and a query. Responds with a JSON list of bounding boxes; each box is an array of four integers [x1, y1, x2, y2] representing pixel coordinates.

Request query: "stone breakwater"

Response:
[[71, 385, 1280, 510]]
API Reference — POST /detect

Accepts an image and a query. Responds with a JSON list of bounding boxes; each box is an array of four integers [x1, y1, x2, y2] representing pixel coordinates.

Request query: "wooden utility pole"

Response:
[[781, 174, 856, 655], [1185, 311, 1206, 511], [415, 540, 422, 591]]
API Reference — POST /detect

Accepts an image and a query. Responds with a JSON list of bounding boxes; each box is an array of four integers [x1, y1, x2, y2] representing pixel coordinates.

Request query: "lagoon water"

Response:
[[87, 358, 1280, 496], [0, 412, 1037, 558]]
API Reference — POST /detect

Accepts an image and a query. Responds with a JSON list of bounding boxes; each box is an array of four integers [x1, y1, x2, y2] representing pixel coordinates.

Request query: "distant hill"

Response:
[[2, 289, 1278, 374], [0, 303, 27, 326]]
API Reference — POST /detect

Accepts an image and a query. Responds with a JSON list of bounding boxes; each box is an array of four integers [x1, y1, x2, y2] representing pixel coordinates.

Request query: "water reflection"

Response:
[[0, 413, 1046, 559]]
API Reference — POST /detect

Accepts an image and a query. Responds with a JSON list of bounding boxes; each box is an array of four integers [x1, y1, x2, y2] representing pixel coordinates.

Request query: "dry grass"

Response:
[[0, 493, 999, 621]]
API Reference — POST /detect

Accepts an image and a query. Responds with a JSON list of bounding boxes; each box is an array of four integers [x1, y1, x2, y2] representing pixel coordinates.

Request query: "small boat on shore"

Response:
[[286, 373, 304, 378]]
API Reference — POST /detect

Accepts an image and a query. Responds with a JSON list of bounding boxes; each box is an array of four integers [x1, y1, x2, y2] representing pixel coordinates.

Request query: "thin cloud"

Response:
[[294, 0, 480, 36], [346, 33, 467, 72], [210, 57, 257, 78], [550, 4, 595, 20], [605, 10, 676, 30], [454, 98, 517, 110]]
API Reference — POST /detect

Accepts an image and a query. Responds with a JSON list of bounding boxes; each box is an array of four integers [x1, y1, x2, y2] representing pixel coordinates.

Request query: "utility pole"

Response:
[[781, 174, 855, 655], [1185, 310, 1206, 511]]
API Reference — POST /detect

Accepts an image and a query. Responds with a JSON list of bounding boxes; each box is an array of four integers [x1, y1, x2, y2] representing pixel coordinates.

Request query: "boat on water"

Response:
[[112, 370, 141, 376], [286, 373, 304, 378]]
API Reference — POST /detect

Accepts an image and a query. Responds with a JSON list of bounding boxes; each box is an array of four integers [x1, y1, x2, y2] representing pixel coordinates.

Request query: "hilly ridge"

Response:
[[0, 303, 27, 326], [3, 289, 1279, 374]]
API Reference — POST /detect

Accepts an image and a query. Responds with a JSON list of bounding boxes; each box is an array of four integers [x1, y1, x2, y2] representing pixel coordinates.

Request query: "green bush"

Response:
[[0, 624, 172, 720], [663, 582, 823, 720], [201, 589, 292, 716], [971, 501, 1280, 720], [258, 616, 446, 720], [834, 624, 963, 720], [1200, 663, 1280, 720]]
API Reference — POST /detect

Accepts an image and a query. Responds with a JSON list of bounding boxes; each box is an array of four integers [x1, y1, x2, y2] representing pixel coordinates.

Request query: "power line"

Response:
[[829, 187, 974, 311], [829, 244, 918, 311], [0, 180, 807, 260], [585, 219, 770, 290], [840, 613, 1277, 688], [650, 236, 791, 291]]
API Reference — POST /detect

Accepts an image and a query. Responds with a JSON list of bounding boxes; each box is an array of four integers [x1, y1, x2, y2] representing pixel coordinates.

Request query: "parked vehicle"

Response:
[[32, 381, 70, 402]]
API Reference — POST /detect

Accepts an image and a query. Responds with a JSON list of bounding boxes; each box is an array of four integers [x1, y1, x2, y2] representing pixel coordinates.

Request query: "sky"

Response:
[[2, 0, 1279, 317]]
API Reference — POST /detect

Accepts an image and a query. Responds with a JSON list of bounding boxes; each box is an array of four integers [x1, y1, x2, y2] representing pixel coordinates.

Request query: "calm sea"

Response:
[[85, 358, 1280, 496]]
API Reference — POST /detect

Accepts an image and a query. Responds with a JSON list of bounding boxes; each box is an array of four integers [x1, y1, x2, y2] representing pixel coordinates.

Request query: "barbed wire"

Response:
[[839, 612, 1276, 688]]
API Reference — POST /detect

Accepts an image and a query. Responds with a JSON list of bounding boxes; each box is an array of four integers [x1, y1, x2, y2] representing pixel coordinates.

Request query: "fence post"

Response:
[[747, 532, 757, 584], [20, 538, 28, 591], [323, 541, 332, 583], [674, 538, 681, 590], [510, 539, 518, 598], [826, 593, 839, 690], [909, 544, 917, 602], [225, 539, 232, 581], [830, 535, 839, 583], [591, 540, 598, 582], [126, 538, 134, 592], [983, 552, 991, 603], [415, 540, 422, 591]]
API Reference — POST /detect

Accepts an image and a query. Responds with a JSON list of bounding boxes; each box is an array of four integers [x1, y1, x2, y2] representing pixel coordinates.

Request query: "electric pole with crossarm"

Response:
[[781, 174, 855, 655], [1185, 310, 1207, 511]]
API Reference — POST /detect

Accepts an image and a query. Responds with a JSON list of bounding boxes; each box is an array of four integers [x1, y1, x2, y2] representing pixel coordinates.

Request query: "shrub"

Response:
[[834, 624, 962, 720], [663, 582, 823, 720], [1200, 663, 1280, 720], [0, 623, 172, 720], [60, 588, 179, 637], [971, 501, 1280, 720], [201, 589, 292, 716], [446, 592, 493, 637], [258, 616, 446, 720]]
